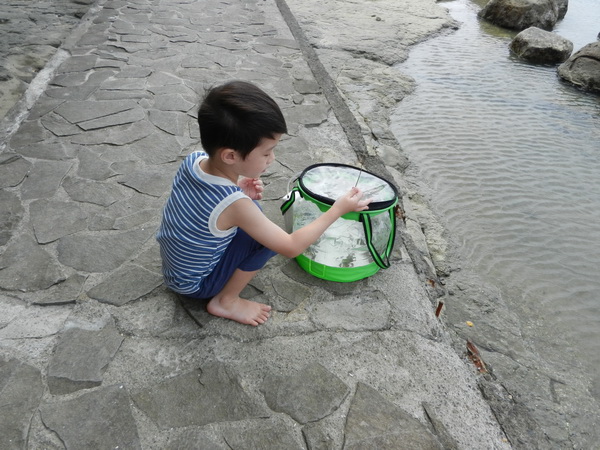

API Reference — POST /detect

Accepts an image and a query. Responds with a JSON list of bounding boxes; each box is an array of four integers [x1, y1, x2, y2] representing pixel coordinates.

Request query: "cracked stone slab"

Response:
[[269, 277, 311, 312], [148, 109, 188, 135], [77, 107, 146, 131], [153, 93, 195, 112], [58, 227, 154, 272], [119, 168, 174, 197], [222, 420, 305, 449], [0, 357, 45, 450], [128, 133, 184, 164], [47, 321, 124, 394], [344, 383, 443, 449], [40, 384, 141, 449], [12, 141, 78, 160], [56, 55, 98, 74], [261, 362, 350, 424], [87, 265, 163, 306], [309, 291, 391, 331], [63, 177, 125, 206], [0, 190, 24, 246], [70, 120, 155, 145], [41, 112, 83, 136], [30, 200, 88, 244], [0, 234, 64, 292], [9, 120, 49, 147], [0, 302, 71, 338], [31, 274, 86, 306], [20, 160, 73, 201], [77, 148, 116, 180], [284, 103, 329, 127], [0, 153, 31, 188], [132, 364, 267, 429], [54, 99, 140, 124]]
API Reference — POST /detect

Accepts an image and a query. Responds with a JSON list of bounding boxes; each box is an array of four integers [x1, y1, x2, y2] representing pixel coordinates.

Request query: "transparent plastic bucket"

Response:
[[281, 163, 398, 282]]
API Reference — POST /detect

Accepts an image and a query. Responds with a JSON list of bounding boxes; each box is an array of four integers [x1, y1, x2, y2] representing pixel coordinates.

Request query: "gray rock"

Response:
[[283, 103, 329, 127], [119, 168, 175, 197], [128, 132, 184, 164], [309, 291, 391, 331], [87, 265, 163, 306], [479, 0, 565, 31], [69, 121, 155, 145], [132, 364, 267, 428], [31, 274, 86, 306], [30, 200, 88, 244], [153, 93, 196, 112], [261, 362, 350, 423], [558, 41, 600, 93], [40, 384, 141, 449], [63, 177, 125, 206], [344, 383, 443, 449], [11, 140, 77, 160], [20, 159, 73, 201], [8, 119, 49, 147], [0, 357, 45, 450], [56, 55, 98, 74], [222, 421, 305, 449], [77, 148, 115, 180], [0, 190, 24, 246], [41, 112, 83, 136], [0, 153, 31, 188], [0, 302, 71, 338], [0, 234, 64, 291], [47, 322, 124, 394], [77, 107, 145, 130], [148, 109, 189, 136], [510, 27, 573, 63], [57, 228, 153, 272], [54, 99, 139, 124]]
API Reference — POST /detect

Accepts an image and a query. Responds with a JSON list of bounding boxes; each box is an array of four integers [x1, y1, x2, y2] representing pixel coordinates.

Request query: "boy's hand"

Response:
[[332, 187, 372, 215], [238, 177, 264, 200]]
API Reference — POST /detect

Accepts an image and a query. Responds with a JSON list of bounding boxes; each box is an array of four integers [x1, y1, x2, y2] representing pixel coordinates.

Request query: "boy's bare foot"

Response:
[[206, 295, 271, 326]]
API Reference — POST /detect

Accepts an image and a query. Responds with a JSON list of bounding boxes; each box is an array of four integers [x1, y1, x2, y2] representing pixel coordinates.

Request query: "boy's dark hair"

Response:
[[197, 81, 287, 158]]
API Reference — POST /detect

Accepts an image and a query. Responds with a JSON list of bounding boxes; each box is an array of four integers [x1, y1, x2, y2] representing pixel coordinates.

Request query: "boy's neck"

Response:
[[200, 157, 238, 184]]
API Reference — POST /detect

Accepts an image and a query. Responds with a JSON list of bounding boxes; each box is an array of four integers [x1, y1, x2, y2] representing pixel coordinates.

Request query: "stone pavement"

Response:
[[0, 0, 511, 448]]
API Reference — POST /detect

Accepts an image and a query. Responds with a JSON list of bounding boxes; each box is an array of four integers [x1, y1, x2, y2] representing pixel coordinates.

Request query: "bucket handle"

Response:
[[280, 187, 299, 215], [360, 209, 396, 270]]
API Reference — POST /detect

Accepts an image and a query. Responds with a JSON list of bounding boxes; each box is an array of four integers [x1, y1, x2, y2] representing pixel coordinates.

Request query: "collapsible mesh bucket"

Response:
[[281, 163, 398, 282]]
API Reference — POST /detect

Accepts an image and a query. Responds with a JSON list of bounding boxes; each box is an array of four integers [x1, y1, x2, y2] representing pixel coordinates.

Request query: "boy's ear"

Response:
[[220, 148, 239, 165]]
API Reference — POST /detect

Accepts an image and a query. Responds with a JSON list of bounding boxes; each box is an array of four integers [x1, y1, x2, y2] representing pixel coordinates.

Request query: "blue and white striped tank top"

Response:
[[156, 151, 249, 294]]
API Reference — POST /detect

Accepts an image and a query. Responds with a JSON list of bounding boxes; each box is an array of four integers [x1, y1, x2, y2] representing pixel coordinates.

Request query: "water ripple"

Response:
[[392, 0, 600, 387]]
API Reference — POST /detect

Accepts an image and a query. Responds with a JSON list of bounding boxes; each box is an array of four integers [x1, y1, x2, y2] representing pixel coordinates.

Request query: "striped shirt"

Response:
[[156, 151, 249, 294]]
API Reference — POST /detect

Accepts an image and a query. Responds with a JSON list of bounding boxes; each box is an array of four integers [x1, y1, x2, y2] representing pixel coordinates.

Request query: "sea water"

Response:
[[391, 0, 600, 403]]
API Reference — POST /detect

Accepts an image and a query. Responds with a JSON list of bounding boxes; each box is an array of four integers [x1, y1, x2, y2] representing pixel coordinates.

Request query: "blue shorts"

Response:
[[185, 227, 276, 299]]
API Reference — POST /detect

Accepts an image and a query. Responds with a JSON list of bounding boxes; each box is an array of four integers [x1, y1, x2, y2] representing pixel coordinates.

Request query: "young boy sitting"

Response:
[[157, 81, 371, 326]]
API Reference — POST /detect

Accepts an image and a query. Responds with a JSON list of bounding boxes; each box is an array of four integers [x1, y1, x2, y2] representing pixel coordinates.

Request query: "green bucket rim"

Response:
[[295, 254, 380, 282]]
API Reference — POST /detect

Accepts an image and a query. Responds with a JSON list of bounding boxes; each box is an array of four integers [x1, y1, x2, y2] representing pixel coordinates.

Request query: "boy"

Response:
[[157, 81, 370, 326]]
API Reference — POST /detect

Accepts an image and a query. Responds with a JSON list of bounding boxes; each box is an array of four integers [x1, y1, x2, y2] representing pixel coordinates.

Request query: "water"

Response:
[[391, 0, 600, 395]]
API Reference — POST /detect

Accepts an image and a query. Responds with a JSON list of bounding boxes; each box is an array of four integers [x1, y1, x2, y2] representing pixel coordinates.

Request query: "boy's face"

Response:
[[238, 134, 281, 178]]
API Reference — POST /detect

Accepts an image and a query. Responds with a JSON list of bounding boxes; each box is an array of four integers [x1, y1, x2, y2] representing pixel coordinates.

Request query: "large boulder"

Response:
[[479, 0, 568, 31], [510, 27, 573, 64], [558, 42, 600, 93]]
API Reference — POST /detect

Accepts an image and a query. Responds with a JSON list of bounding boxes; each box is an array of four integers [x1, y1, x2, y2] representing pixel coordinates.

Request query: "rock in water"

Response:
[[479, 0, 566, 31], [558, 41, 600, 93], [510, 27, 573, 64]]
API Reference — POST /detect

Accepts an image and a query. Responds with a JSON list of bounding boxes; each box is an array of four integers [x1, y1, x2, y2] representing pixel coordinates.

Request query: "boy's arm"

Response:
[[220, 187, 370, 258]]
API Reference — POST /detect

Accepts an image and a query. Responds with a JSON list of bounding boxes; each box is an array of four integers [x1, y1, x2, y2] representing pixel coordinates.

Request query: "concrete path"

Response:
[[1, 0, 510, 448]]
